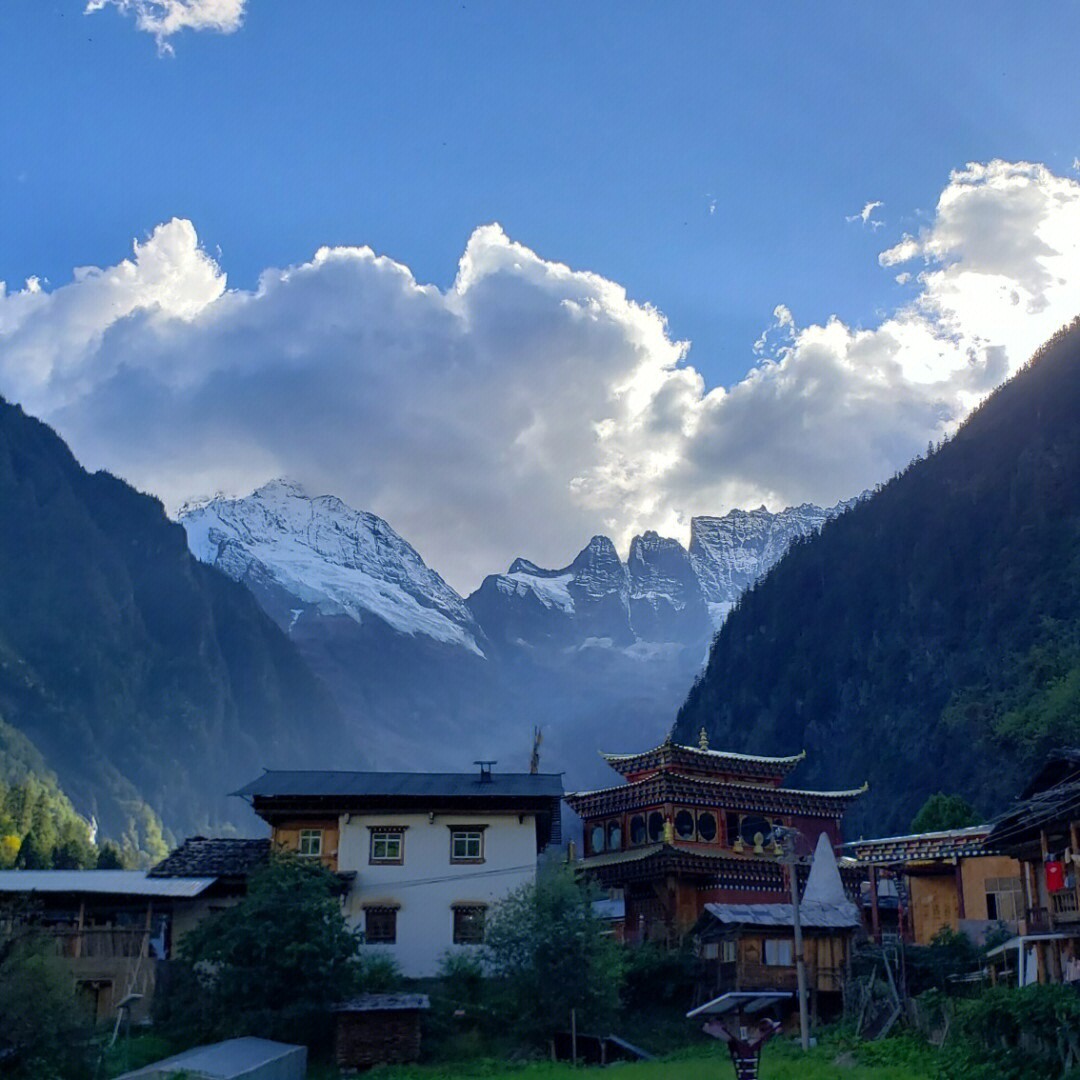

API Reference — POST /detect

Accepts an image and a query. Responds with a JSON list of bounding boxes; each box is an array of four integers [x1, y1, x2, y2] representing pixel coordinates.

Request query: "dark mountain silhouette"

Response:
[[675, 317, 1080, 834], [0, 397, 345, 854]]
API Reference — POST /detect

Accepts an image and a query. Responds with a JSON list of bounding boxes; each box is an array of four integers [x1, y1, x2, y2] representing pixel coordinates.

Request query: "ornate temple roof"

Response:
[[577, 842, 792, 891], [565, 771, 868, 820], [843, 825, 992, 865], [600, 738, 806, 782]]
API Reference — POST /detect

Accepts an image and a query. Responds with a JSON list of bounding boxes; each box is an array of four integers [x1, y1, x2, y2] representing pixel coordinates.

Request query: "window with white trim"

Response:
[[370, 830, 404, 864], [450, 829, 484, 863], [298, 829, 323, 857]]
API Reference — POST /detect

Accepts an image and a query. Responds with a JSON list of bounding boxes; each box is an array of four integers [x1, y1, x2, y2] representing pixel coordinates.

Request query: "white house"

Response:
[[234, 763, 564, 976]]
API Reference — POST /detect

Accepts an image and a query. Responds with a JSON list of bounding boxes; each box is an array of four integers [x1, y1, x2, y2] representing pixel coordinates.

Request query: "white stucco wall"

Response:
[[337, 811, 538, 977]]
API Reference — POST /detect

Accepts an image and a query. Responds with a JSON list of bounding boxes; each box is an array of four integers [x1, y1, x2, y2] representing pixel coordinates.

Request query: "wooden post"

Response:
[[74, 900, 85, 960], [787, 853, 809, 1052], [954, 860, 966, 921], [570, 1008, 577, 1067], [1071, 822, 1080, 914], [1041, 829, 1055, 930], [1023, 861, 1037, 930], [869, 865, 881, 944]]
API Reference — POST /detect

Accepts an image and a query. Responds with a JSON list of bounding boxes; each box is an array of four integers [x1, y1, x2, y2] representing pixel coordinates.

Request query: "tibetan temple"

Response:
[[564, 731, 867, 942]]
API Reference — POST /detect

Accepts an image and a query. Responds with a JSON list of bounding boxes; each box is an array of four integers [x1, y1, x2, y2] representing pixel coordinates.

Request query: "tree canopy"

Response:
[[911, 793, 980, 834], [483, 864, 624, 1040], [160, 853, 363, 1047]]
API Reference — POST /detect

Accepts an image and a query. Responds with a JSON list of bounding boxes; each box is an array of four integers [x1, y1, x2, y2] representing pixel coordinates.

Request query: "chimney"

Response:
[[475, 760, 496, 783]]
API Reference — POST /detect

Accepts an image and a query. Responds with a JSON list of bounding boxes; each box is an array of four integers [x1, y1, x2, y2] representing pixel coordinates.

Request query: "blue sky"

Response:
[[4, 3, 1080, 585], [5, 2, 1079, 385]]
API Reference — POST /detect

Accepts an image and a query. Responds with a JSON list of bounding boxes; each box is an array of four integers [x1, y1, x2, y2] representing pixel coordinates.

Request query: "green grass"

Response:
[[336, 1035, 936, 1080]]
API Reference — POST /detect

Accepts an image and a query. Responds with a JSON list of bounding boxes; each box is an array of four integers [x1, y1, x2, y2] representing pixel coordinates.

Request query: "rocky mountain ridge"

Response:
[[182, 482, 857, 658], [179, 483, 858, 786]]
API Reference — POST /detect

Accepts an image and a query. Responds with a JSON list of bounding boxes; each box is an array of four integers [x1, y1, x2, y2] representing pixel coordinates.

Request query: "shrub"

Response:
[[939, 984, 1080, 1079]]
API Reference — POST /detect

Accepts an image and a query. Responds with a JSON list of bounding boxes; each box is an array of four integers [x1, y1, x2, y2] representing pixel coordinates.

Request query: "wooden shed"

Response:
[[333, 993, 430, 1069]]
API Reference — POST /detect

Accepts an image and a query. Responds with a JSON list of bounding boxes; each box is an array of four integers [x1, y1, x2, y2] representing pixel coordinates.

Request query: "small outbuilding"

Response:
[[333, 993, 430, 1069], [693, 834, 861, 1013], [116, 1037, 306, 1080]]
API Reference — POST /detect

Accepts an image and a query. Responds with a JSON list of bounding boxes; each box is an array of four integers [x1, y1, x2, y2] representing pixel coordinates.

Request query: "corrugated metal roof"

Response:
[[234, 770, 564, 799], [0, 870, 215, 898], [117, 1037, 306, 1079], [334, 994, 430, 1012], [700, 899, 861, 930]]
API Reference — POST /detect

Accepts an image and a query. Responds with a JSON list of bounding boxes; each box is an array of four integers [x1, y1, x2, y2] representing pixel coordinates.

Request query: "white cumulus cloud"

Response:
[[85, 0, 245, 53], [1, 160, 1079, 590]]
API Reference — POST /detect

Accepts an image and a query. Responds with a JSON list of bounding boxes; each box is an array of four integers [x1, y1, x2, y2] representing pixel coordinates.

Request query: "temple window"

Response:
[[697, 811, 718, 842], [647, 811, 664, 843], [629, 814, 647, 846], [674, 809, 695, 840], [607, 820, 622, 851], [590, 822, 606, 854]]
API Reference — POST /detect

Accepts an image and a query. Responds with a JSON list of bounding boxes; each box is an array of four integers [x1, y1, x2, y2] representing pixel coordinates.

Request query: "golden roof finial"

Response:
[[699, 727, 710, 751]]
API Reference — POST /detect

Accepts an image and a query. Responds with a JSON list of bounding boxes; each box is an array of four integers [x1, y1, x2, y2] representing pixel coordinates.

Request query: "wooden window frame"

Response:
[[452, 904, 487, 945], [364, 906, 398, 944], [297, 828, 323, 857], [449, 826, 487, 864], [368, 826, 406, 865]]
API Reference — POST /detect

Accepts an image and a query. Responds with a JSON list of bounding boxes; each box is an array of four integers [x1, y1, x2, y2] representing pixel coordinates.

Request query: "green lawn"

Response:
[[330, 1036, 935, 1080]]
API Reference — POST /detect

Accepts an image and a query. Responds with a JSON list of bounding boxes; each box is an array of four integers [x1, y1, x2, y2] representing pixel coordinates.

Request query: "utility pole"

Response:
[[776, 826, 810, 1051]]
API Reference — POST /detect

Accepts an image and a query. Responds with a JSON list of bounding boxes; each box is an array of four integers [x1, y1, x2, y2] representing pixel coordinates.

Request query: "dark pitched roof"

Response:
[[233, 771, 564, 801], [697, 899, 861, 932], [984, 748, 1080, 854], [149, 837, 270, 879]]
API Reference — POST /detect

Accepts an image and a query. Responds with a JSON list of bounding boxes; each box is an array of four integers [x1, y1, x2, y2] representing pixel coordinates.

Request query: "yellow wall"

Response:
[[272, 818, 340, 871], [910, 874, 959, 944], [960, 855, 1022, 921]]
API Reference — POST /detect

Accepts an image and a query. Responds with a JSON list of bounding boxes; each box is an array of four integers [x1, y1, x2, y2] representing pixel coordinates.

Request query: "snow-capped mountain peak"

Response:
[[181, 480, 484, 656]]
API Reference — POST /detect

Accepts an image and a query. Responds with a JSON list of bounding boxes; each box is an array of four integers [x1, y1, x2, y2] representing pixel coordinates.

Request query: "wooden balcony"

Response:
[[1052, 891, 1080, 922], [48, 928, 152, 960], [1026, 907, 1051, 934]]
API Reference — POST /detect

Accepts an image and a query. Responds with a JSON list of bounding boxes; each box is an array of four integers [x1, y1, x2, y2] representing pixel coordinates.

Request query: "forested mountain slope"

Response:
[[675, 318, 1080, 834], [0, 398, 345, 852]]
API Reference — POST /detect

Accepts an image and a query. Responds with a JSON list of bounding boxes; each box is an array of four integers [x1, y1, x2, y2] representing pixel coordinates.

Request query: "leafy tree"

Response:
[[96, 840, 126, 869], [160, 853, 363, 1047], [0, 918, 92, 1078], [15, 829, 51, 869], [483, 864, 624, 1041], [910, 793, 980, 833]]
